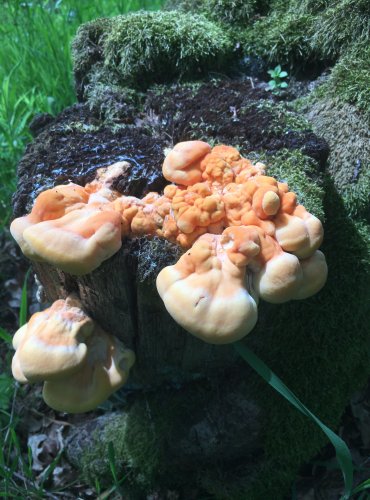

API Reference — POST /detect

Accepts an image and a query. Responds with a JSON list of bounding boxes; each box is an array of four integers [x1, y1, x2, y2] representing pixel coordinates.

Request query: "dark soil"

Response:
[[13, 78, 328, 219], [13, 104, 168, 218], [145, 80, 329, 165]]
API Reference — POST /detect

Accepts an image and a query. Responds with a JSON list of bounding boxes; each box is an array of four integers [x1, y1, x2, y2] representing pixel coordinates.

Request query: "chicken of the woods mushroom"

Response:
[[12, 296, 135, 413], [10, 141, 327, 386]]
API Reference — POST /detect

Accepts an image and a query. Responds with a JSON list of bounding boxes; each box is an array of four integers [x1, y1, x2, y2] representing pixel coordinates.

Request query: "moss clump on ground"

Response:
[[243, 0, 369, 68], [72, 17, 114, 100], [290, 0, 330, 15], [121, 399, 165, 487], [246, 0, 369, 69], [67, 413, 128, 483], [85, 82, 141, 123], [72, 11, 235, 96], [67, 406, 164, 490], [168, 0, 316, 69], [72, 0, 369, 95], [166, 0, 369, 72], [103, 12, 235, 88], [253, 100, 311, 134]]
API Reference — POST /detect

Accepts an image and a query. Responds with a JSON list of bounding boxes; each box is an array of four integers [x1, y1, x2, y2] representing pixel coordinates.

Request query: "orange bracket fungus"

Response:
[[156, 231, 258, 344], [10, 141, 327, 410], [12, 296, 135, 413]]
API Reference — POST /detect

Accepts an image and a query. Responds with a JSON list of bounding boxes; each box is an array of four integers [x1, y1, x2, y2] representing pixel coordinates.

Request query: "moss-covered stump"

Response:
[[298, 38, 370, 226], [14, 79, 327, 385], [306, 99, 369, 188], [12, 77, 370, 498], [65, 374, 262, 496], [31, 248, 239, 386], [165, 0, 370, 77], [165, 0, 270, 25]]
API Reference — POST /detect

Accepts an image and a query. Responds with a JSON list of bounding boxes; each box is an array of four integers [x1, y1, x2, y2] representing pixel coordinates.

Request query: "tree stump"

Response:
[[13, 79, 369, 499], [32, 240, 240, 386]]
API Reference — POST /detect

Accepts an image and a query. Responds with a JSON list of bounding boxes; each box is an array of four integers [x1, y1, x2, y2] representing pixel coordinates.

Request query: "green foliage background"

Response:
[[0, 0, 164, 224]]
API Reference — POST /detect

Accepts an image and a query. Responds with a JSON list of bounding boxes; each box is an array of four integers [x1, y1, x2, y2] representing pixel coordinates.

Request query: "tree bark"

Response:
[[32, 246, 238, 386]]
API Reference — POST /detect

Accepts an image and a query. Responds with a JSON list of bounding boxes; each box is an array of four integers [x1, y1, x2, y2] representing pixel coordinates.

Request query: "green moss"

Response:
[[76, 404, 164, 488], [62, 122, 101, 133], [305, 97, 370, 192], [240, 0, 369, 70], [73, 11, 235, 93], [164, 0, 270, 24], [76, 413, 128, 483], [72, 1, 368, 95], [72, 17, 114, 99], [123, 399, 165, 486], [241, 181, 370, 499], [164, 0, 198, 12], [251, 100, 312, 134], [85, 82, 141, 122], [204, 0, 265, 23], [72, 17, 112, 75], [309, 0, 370, 59], [241, 10, 315, 69], [326, 43, 370, 122], [292, 0, 330, 15], [249, 148, 325, 220], [342, 169, 370, 223], [104, 11, 235, 88]]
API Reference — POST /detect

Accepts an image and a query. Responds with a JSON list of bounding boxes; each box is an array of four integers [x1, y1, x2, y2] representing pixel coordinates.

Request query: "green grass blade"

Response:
[[351, 478, 370, 496], [19, 268, 31, 328], [39, 450, 62, 488], [0, 328, 12, 345], [234, 341, 353, 500], [108, 441, 118, 484]]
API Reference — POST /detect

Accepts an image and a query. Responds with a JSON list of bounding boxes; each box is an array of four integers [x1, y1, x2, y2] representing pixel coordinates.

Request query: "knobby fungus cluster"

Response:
[[10, 141, 327, 412]]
